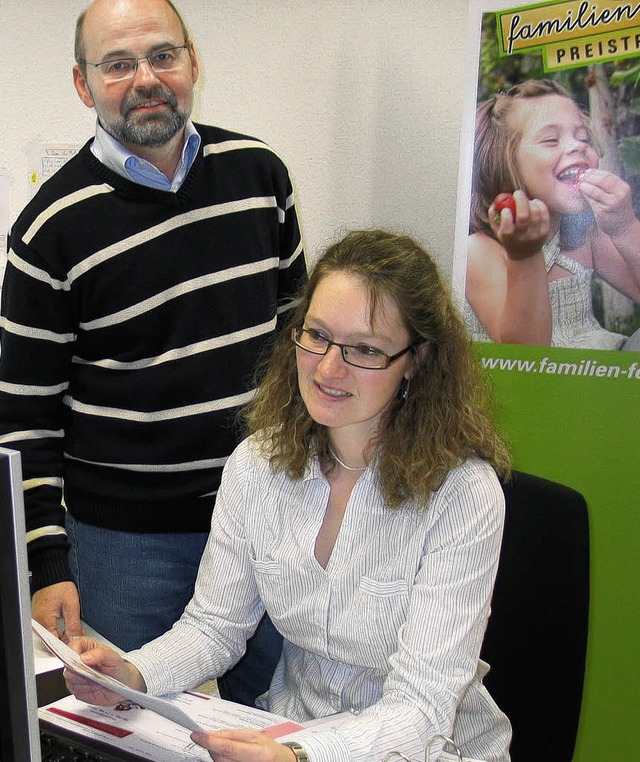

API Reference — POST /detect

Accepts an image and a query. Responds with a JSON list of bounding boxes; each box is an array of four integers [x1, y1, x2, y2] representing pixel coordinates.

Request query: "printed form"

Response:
[[33, 620, 302, 761]]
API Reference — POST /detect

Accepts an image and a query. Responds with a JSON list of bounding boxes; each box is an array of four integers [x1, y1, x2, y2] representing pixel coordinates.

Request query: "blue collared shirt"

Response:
[[90, 120, 201, 192]]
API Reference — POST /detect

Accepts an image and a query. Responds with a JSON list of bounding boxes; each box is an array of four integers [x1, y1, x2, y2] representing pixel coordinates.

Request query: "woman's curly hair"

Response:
[[243, 229, 510, 508]]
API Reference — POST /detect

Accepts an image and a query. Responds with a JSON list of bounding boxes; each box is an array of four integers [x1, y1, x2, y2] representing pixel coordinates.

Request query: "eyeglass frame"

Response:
[[78, 44, 191, 81], [292, 327, 414, 370]]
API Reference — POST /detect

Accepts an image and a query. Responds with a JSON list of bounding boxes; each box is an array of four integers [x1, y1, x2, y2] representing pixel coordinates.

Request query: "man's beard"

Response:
[[99, 85, 190, 148]]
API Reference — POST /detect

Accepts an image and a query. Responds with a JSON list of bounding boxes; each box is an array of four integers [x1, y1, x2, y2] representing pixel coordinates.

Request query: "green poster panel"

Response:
[[475, 342, 639, 759]]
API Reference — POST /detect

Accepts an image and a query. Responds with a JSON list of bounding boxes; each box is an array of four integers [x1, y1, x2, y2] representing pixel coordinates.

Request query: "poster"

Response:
[[454, 2, 640, 759]]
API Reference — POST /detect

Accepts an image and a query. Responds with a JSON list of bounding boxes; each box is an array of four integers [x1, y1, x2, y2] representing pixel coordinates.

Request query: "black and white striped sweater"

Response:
[[0, 123, 306, 591]]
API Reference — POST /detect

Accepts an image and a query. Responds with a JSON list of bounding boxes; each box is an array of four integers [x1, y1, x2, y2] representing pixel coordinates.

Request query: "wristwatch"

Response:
[[282, 741, 309, 761]]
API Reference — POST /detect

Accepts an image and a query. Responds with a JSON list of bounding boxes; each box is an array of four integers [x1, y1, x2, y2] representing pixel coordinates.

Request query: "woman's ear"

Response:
[[405, 341, 430, 379]]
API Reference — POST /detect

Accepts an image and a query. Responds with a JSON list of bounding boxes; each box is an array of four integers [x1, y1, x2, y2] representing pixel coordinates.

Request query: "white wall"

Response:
[[0, 0, 469, 272]]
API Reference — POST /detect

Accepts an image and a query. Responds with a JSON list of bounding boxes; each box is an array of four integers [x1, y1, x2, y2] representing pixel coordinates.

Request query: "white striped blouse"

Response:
[[128, 436, 512, 762]]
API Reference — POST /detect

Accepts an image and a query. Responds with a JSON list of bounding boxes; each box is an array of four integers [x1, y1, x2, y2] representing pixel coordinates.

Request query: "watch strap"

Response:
[[282, 741, 309, 762]]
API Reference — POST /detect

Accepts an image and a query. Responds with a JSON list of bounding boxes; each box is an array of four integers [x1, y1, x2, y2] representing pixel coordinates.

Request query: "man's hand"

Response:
[[32, 581, 83, 642]]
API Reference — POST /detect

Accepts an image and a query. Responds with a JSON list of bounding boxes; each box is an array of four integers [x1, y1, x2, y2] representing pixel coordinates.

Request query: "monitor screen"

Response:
[[0, 447, 41, 762]]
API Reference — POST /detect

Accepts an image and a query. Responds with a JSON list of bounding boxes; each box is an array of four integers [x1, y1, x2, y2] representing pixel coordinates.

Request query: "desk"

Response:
[[37, 667, 68, 707]]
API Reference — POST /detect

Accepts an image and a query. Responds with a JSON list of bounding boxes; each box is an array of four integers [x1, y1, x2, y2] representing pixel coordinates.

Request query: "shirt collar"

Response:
[[90, 120, 201, 192]]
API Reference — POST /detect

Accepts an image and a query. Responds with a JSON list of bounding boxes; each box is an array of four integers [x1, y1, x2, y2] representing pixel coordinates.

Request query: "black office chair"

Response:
[[480, 470, 590, 761]]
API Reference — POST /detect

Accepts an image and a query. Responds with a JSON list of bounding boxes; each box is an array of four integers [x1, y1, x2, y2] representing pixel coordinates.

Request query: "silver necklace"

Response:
[[329, 445, 367, 472]]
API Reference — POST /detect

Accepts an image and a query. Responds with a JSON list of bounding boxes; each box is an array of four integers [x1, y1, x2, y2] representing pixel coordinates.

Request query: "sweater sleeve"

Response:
[[0, 220, 76, 591], [276, 164, 307, 325]]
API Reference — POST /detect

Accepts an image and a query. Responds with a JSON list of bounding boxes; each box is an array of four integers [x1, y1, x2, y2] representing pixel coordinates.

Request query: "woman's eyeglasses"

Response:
[[292, 327, 413, 370]]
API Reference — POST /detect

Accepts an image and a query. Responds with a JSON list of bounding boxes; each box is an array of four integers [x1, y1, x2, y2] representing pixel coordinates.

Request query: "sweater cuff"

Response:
[[29, 547, 74, 594]]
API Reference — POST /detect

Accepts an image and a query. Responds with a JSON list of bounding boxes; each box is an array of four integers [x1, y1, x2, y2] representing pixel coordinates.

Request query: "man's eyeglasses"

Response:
[[292, 327, 413, 370], [80, 45, 190, 83]]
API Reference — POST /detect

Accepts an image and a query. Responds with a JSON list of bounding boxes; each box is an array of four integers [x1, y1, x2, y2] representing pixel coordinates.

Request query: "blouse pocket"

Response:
[[355, 577, 410, 661], [249, 558, 288, 620]]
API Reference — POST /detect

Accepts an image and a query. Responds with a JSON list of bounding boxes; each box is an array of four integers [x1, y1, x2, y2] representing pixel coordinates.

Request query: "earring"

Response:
[[401, 378, 410, 400]]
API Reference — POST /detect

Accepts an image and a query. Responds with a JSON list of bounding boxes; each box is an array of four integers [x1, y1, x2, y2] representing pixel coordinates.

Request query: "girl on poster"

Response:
[[465, 79, 640, 350]]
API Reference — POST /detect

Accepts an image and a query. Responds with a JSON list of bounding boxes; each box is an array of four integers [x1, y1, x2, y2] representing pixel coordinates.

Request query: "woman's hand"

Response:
[[489, 189, 550, 260], [64, 636, 147, 705], [191, 728, 296, 762]]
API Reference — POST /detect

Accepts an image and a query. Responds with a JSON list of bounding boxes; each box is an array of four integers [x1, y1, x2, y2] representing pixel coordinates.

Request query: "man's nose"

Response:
[[132, 57, 161, 85]]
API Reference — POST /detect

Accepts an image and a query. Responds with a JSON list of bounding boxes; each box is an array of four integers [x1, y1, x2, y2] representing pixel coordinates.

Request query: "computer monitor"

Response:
[[0, 447, 42, 762]]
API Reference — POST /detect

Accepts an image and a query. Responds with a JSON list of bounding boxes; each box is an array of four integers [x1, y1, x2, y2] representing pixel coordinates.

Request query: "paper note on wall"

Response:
[[28, 145, 79, 197]]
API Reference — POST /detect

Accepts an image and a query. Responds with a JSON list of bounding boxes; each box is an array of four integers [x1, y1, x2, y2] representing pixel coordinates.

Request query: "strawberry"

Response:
[[494, 192, 516, 220]]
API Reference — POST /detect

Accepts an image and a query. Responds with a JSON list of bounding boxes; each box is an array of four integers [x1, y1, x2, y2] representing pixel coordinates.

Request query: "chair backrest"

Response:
[[480, 470, 590, 761]]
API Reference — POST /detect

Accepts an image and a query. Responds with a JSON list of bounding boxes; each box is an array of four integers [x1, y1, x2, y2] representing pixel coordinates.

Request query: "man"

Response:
[[0, 0, 305, 706]]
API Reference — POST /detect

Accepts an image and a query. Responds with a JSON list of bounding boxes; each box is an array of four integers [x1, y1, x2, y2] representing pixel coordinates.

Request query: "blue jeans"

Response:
[[66, 513, 282, 706]]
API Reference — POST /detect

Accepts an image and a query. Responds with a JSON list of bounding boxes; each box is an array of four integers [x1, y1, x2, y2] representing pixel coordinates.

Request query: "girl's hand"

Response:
[[191, 728, 296, 762], [64, 637, 147, 705], [578, 168, 637, 238], [489, 189, 550, 260]]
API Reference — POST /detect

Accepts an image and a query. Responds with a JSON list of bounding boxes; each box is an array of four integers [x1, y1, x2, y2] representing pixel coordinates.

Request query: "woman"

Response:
[[66, 230, 512, 761], [466, 79, 640, 349]]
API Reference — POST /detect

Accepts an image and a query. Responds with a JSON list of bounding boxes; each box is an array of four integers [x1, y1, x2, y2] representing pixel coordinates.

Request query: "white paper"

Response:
[[27, 144, 79, 197], [33, 618, 303, 759], [39, 691, 304, 762], [33, 620, 122, 676], [33, 619, 206, 732], [33, 628, 64, 675]]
